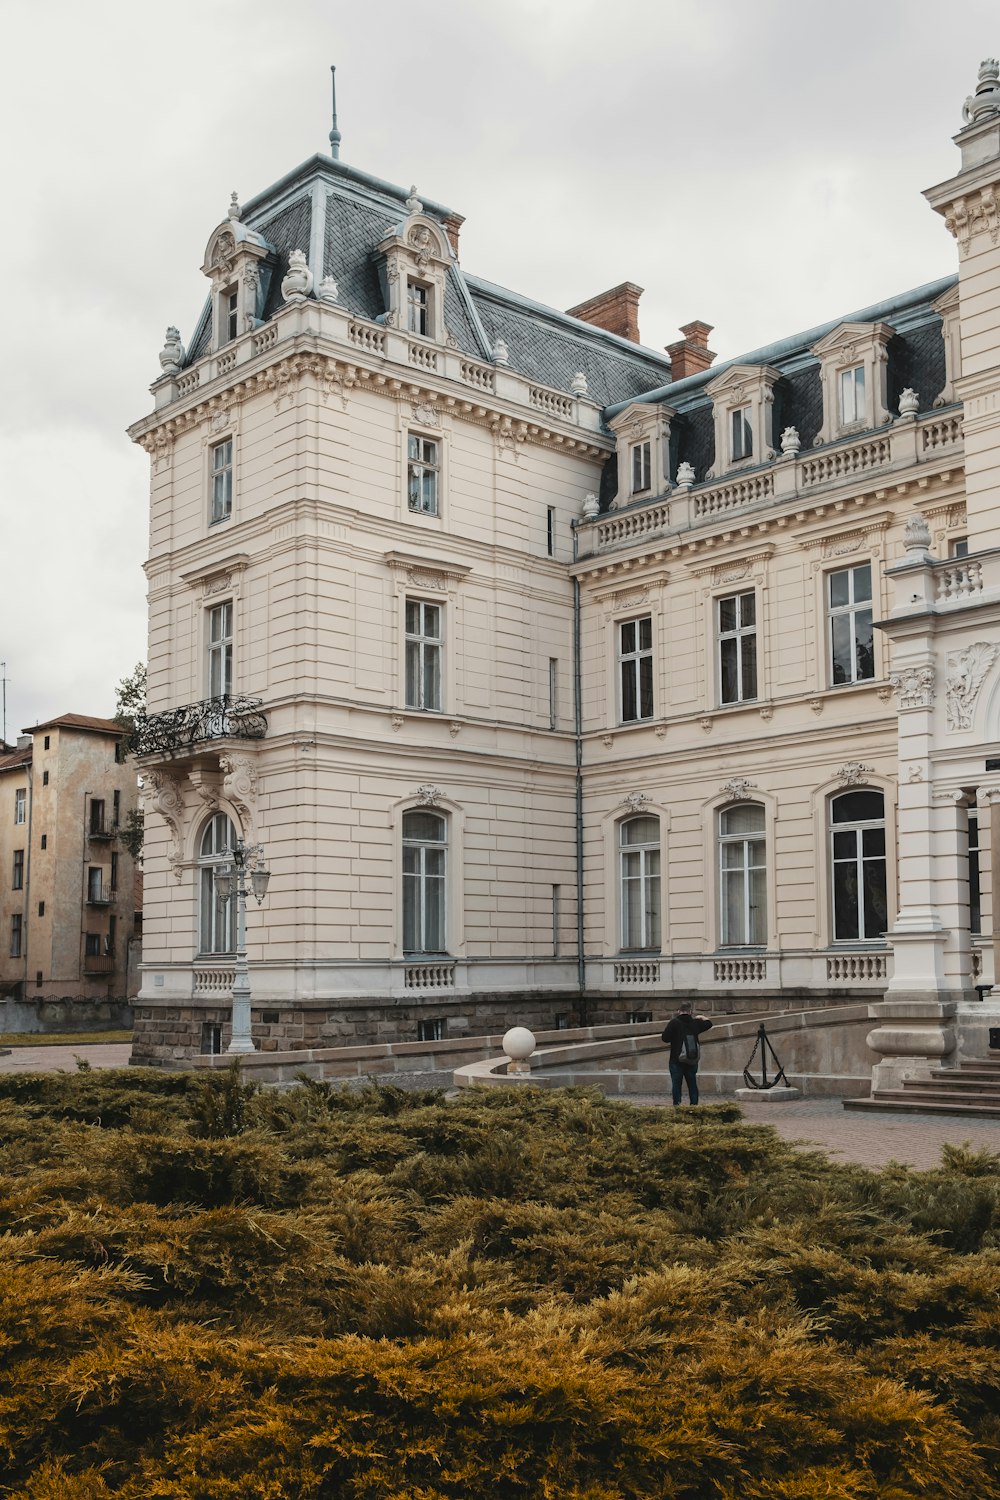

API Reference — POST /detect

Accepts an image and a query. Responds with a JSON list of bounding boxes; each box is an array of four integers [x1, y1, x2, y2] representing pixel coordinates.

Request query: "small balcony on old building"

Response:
[[129, 694, 267, 758], [83, 953, 116, 975]]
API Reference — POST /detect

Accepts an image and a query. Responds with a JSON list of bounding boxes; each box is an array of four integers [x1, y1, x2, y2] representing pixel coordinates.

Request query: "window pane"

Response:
[[424, 874, 444, 950], [403, 873, 419, 952], [862, 826, 885, 857], [740, 592, 756, 627], [424, 643, 441, 710], [855, 609, 874, 680], [833, 829, 857, 860], [639, 655, 654, 718], [621, 817, 659, 846], [749, 865, 767, 944], [638, 617, 652, 651], [423, 604, 441, 639], [741, 635, 757, 699], [621, 661, 637, 722], [721, 804, 765, 836], [623, 877, 642, 948], [718, 596, 736, 633], [646, 871, 661, 948], [722, 870, 744, 944], [720, 637, 738, 703], [833, 863, 860, 940], [829, 570, 850, 609], [403, 811, 445, 842], [620, 621, 635, 655], [831, 614, 852, 684], [853, 565, 872, 603], [405, 640, 420, 707], [862, 858, 887, 938], [833, 791, 883, 823]]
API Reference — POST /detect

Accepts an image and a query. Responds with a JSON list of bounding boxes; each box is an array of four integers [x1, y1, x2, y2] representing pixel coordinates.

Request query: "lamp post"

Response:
[[215, 838, 271, 1054]]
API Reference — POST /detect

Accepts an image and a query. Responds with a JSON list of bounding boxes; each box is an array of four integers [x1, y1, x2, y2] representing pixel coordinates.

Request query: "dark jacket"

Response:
[[661, 1014, 713, 1065]]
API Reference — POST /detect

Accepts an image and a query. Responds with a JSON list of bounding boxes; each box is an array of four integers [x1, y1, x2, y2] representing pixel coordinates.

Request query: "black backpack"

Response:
[[678, 1026, 700, 1063]]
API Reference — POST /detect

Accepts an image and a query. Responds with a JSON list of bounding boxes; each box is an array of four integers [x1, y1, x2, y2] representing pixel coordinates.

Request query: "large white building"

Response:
[[129, 58, 1000, 1073]]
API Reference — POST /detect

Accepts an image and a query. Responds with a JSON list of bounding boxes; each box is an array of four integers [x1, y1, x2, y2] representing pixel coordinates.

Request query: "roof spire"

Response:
[[329, 65, 342, 159]]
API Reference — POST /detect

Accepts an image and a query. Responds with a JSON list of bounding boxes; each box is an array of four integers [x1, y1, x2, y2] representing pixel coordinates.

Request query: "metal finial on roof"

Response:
[[329, 66, 342, 159], [228, 192, 242, 221], [963, 57, 1000, 125]]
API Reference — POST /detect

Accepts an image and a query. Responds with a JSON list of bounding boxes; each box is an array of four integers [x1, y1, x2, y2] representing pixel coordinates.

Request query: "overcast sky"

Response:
[[0, 0, 995, 740]]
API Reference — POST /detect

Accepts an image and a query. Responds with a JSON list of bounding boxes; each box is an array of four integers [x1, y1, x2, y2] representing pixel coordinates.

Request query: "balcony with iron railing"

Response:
[[576, 407, 964, 560], [87, 818, 117, 841], [83, 953, 116, 975], [86, 886, 117, 907], [130, 695, 267, 758]]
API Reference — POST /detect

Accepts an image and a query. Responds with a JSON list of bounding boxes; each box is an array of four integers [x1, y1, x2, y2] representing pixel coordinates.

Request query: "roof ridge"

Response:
[[466, 275, 673, 366]]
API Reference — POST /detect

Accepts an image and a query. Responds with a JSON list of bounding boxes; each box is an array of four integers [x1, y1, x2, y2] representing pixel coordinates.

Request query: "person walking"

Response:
[[662, 1001, 713, 1106]]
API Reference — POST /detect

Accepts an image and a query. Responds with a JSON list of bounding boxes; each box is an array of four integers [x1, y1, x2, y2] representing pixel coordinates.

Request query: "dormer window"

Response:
[[811, 322, 892, 444], [840, 365, 865, 425], [631, 441, 651, 494], [223, 287, 239, 344], [407, 281, 430, 336], [200, 201, 275, 356], [730, 406, 753, 462]]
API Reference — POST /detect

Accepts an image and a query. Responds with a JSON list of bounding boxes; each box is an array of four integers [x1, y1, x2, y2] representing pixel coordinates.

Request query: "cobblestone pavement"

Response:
[[3, 1048, 999, 1171]]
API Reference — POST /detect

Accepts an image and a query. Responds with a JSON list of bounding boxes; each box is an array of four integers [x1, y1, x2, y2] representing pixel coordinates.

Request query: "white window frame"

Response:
[[719, 803, 767, 947], [405, 598, 442, 712], [207, 600, 234, 699], [407, 279, 430, 336], [210, 438, 233, 525], [198, 812, 236, 956], [829, 790, 888, 943], [730, 405, 753, 463], [10, 914, 22, 958], [620, 816, 661, 952], [618, 615, 654, 724], [630, 440, 651, 495], [402, 809, 447, 955], [717, 591, 757, 705], [14, 789, 25, 825], [407, 434, 439, 516], [828, 563, 875, 686], [839, 364, 865, 426], [222, 284, 239, 345]]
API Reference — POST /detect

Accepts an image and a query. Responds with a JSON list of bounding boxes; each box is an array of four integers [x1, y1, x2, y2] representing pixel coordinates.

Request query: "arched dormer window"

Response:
[[199, 812, 237, 954], [200, 199, 275, 352], [830, 790, 887, 941], [376, 199, 454, 343]]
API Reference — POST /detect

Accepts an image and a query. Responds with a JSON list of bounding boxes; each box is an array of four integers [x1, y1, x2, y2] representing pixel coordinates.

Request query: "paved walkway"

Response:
[[2, 1048, 999, 1170]]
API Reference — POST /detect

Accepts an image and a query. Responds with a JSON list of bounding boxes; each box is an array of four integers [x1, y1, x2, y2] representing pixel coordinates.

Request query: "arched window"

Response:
[[403, 810, 447, 955], [620, 816, 661, 951], [830, 790, 887, 941], [720, 803, 766, 946], [199, 812, 236, 955]]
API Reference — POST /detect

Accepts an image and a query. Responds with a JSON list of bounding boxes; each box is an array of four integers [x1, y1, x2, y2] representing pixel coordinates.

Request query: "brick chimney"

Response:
[[442, 212, 465, 258], [566, 282, 643, 344], [665, 321, 716, 380]]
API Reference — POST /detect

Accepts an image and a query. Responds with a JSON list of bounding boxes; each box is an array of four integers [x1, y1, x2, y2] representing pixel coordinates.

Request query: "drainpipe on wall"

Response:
[[572, 527, 587, 1023]]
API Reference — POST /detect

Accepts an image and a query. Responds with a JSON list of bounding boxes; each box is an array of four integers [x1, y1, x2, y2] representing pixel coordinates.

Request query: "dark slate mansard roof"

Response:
[[182, 154, 674, 407], [598, 277, 956, 510]]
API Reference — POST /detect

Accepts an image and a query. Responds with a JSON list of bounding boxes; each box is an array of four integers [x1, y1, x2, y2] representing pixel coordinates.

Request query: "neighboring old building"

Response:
[[127, 58, 1000, 1073], [0, 715, 141, 1022]]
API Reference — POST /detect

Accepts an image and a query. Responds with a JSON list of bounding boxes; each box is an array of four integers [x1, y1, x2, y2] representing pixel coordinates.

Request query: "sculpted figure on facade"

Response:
[[946, 642, 1000, 730], [220, 753, 258, 836], [144, 768, 186, 881], [889, 666, 935, 709]]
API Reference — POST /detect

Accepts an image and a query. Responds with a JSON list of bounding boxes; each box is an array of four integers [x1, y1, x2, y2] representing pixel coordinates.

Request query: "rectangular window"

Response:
[[618, 616, 654, 723], [829, 564, 875, 685], [14, 789, 25, 824], [969, 807, 981, 936], [107, 915, 117, 956], [405, 599, 442, 711], [546, 506, 555, 557], [631, 441, 651, 494], [417, 1017, 446, 1042], [35, 971, 42, 988], [42, 771, 49, 786], [407, 281, 429, 336], [110, 852, 119, 892], [210, 439, 233, 524], [84, 933, 101, 957], [37, 901, 44, 918], [730, 406, 753, 462], [90, 799, 106, 835], [840, 365, 865, 425], [951, 537, 969, 558], [718, 591, 757, 704], [551, 884, 560, 957], [12, 850, 23, 890], [40, 834, 47, 851], [224, 286, 239, 343], [720, 803, 767, 946], [88, 868, 103, 902], [407, 435, 439, 515], [112, 791, 120, 827], [207, 601, 234, 698], [10, 915, 22, 958], [548, 658, 558, 731], [628, 1011, 653, 1024], [201, 1021, 222, 1055], [43, 735, 50, 750]]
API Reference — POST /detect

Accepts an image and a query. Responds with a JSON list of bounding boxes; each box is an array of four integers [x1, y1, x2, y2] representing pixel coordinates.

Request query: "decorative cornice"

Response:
[[385, 550, 472, 589]]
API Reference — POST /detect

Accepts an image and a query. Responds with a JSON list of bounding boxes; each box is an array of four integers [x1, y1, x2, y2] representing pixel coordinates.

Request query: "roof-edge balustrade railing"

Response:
[[130, 695, 267, 757]]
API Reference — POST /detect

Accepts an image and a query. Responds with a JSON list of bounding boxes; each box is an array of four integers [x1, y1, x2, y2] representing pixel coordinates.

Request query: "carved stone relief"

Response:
[[889, 665, 935, 710], [621, 791, 650, 813], [145, 769, 186, 882], [946, 642, 999, 730], [220, 753, 258, 836], [416, 785, 443, 807], [836, 762, 875, 785], [719, 777, 757, 800]]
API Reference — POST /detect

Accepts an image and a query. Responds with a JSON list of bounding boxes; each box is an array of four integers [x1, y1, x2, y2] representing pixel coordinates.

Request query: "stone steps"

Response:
[[844, 1058, 1000, 1119]]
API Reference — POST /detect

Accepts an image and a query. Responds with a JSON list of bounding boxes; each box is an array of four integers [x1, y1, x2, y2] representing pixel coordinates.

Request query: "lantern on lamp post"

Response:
[[214, 838, 271, 1054]]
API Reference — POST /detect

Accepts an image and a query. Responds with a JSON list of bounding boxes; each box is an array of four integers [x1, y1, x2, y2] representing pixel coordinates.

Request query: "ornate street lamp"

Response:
[[215, 838, 271, 1054]]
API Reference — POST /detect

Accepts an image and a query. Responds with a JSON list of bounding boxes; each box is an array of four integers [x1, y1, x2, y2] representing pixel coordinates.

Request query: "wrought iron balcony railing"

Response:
[[83, 954, 116, 974], [87, 819, 116, 840], [129, 695, 267, 756], [86, 887, 117, 907]]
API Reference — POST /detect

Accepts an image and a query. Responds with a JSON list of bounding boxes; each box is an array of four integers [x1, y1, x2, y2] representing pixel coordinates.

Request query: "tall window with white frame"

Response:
[[210, 439, 233, 525], [828, 564, 875, 685], [839, 365, 865, 426], [720, 803, 766, 946], [730, 405, 753, 462], [407, 280, 429, 336], [222, 286, 239, 344], [402, 810, 447, 955], [199, 812, 236, 955], [14, 789, 25, 825], [407, 435, 439, 515], [630, 440, 651, 495], [830, 790, 887, 942], [405, 599, 442, 711], [620, 816, 661, 952], [207, 601, 233, 699], [618, 615, 654, 723], [718, 591, 757, 704]]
